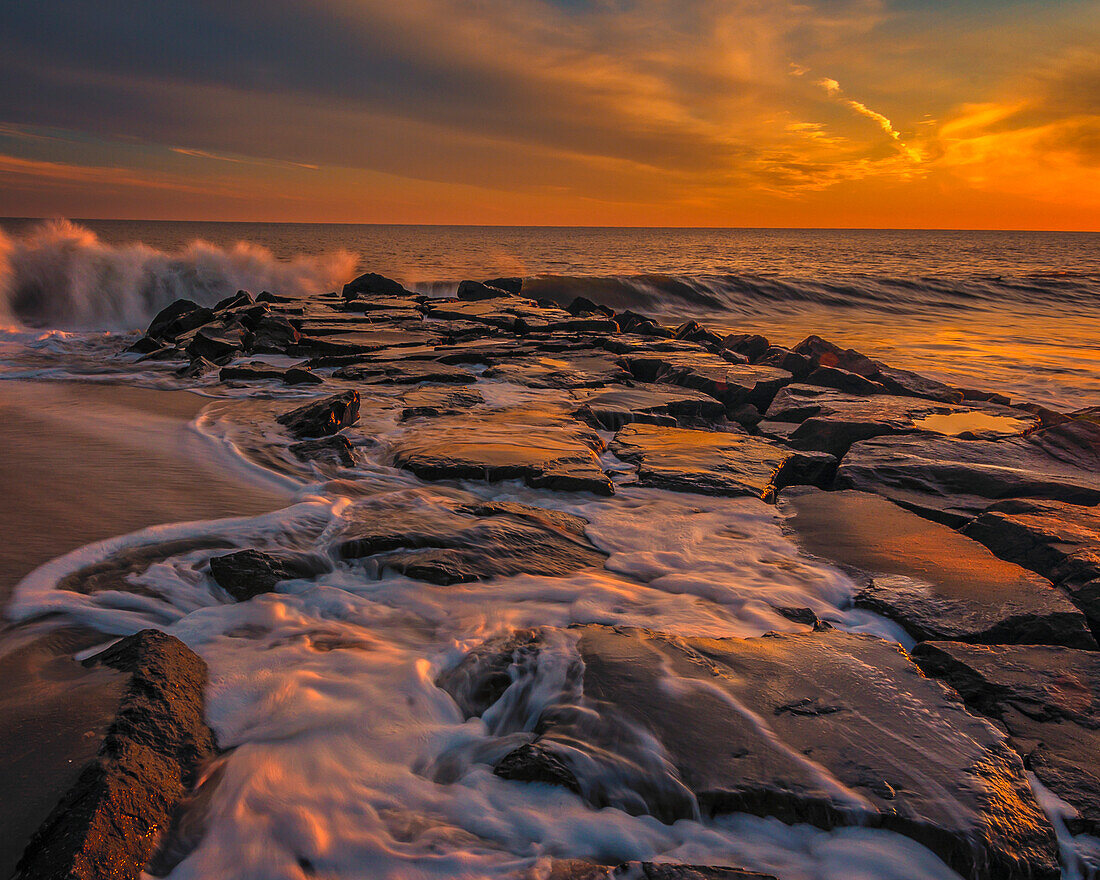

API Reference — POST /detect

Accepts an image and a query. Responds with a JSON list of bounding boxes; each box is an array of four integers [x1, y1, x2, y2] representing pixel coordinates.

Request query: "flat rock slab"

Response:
[[764, 384, 1035, 457], [482, 353, 631, 388], [623, 352, 791, 411], [401, 386, 485, 419], [291, 329, 441, 357], [962, 499, 1100, 630], [392, 407, 613, 495], [610, 424, 835, 501], [16, 629, 216, 880], [441, 625, 1059, 880], [836, 419, 1100, 526], [337, 495, 606, 584], [575, 384, 728, 430], [332, 360, 476, 385], [914, 641, 1100, 837], [780, 487, 1095, 648]]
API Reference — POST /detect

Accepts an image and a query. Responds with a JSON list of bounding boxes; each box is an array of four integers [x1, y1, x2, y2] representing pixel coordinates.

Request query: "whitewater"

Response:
[[1, 218, 1099, 879]]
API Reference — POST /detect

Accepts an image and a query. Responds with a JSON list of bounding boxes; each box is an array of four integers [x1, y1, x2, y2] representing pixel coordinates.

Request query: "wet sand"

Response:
[[0, 380, 291, 876]]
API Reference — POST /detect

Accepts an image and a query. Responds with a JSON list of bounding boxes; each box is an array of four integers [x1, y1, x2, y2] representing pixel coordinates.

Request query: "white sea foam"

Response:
[[0, 219, 357, 331]]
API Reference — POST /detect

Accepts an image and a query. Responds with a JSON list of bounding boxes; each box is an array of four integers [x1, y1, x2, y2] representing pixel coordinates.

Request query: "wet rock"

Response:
[[219, 363, 322, 385], [545, 861, 778, 880], [962, 499, 1100, 631], [482, 353, 631, 388], [803, 366, 888, 395], [914, 641, 1100, 836], [623, 352, 791, 411], [295, 329, 440, 359], [332, 360, 475, 385], [566, 296, 615, 318], [276, 391, 361, 438], [249, 315, 301, 353], [756, 346, 811, 378], [288, 435, 357, 467], [494, 742, 581, 792], [209, 549, 326, 601], [836, 421, 1100, 526], [392, 407, 613, 495], [614, 311, 673, 337], [720, 333, 770, 362], [574, 384, 728, 430], [780, 487, 1096, 648], [457, 280, 514, 300], [126, 335, 163, 354], [444, 625, 1059, 880], [147, 299, 215, 341], [764, 384, 1034, 458], [176, 357, 218, 378], [185, 326, 247, 361], [336, 494, 606, 584], [401, 386, 484, 419], [15, 630, 217, 880], [342, 272, 411, 300], [792, 335, 881, 379], [484, 277, 523, 295], [610, 424, 834, 501]]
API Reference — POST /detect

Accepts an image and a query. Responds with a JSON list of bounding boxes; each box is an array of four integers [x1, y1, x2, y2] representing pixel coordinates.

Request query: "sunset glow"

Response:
[[2, 0, 1098, 228]]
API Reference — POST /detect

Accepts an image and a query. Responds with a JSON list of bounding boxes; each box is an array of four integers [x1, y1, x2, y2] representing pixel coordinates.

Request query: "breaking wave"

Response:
[[0, 219, 358, 332], [524, 271, 1100, 319]]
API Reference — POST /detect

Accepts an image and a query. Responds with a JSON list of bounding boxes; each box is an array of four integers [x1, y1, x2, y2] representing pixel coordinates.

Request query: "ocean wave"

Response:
[[524, 271, 1100, 318], [0, 219, 358, 332]]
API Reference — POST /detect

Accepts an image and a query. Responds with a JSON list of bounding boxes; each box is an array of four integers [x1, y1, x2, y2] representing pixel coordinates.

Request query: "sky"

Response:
[[0, 0, 1098, 228]]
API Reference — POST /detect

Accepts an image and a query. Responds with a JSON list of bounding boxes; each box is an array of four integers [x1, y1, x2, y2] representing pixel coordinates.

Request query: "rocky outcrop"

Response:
[[914, 641, 1100, 836], [780, 488, 1096, 647], [440, 625, 1061, 880], [209, 549, 328, 601], [276, 391, 361, 438], [610, 424, 835, 500], [15, 630, 216, 880]]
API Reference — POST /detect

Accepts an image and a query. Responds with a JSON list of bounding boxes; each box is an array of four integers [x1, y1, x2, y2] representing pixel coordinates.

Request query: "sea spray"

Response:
[[0, 219, 357, 331]]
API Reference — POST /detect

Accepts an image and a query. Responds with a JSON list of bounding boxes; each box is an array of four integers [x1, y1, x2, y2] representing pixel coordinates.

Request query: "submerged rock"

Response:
[[392, 407, 613, 495], [836, 420, 1100, 526], [914, 641, 1100, 836], [441, 625, 1059, 880], [962, 498, 1100, 631], [610, 423, 835, 501], [336, 494, 606, 584], [209, 549, 328, 601], [780, 487, 1096, 647], [276, 391, 361, 438], [288, 435, 357, 467], [545, 862, 777, 880], [15, 630, 216, 880]]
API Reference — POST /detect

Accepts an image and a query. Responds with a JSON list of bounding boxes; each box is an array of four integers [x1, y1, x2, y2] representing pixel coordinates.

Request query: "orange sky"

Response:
[[1, 0, 1098, 228]]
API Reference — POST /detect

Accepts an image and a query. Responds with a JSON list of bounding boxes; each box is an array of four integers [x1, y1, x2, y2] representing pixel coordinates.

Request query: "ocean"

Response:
[[1, 218, 1098, 408]]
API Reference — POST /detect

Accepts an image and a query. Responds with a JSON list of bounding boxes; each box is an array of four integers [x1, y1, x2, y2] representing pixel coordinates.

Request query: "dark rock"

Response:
[[962, 499, 1100, 631], [836, 420, 1100, 527], [755, 346, 810, 378], [209, 549, 326, 601], [294, 329, 440, 359], [780, 487, 1096, 648], [212, 290, 253, 312], [792, 334, 880, 378], [482, 353, 630, 388], [147, 299, 215, 341], [391, 407, 613, 495], [185, 326, 247, 361], [442, 625, 1060, 880], [126, 335, 162, 354], [249, 315, 301, 353], [914, 641, 1100, 836], [332, 360, 475, 385], [176, 357, 218, 378], [457, 280, 513, 301], [494, 742, 581, 792], [276, 391, 361, 438], [288, 435, 357, 467], [566, 296, 614, 318], [720, 333, 770, 362], [574, 384, 728, 430], [803, 366, 888, 395], [614, 311, 673, 337], [623, 352, 791, 411], [15, 630, 216, 880], [773, 606, 823, 627], [610, 423, 834, 501], [484, 277, 523, 295], [218, 363, 322, 385], [342, 272, 410, 300], [336, 494, 606, 584]]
